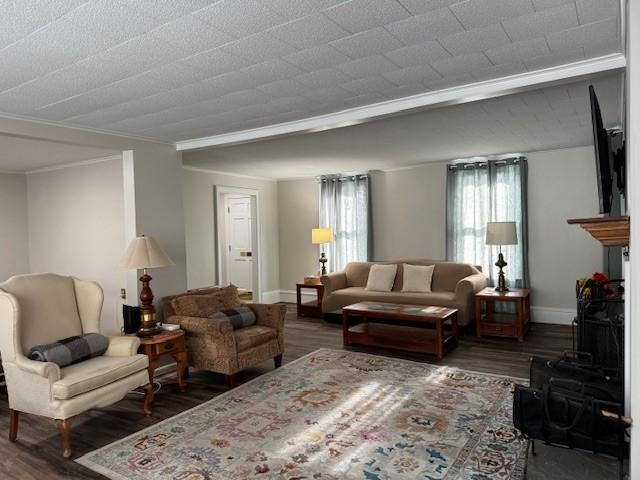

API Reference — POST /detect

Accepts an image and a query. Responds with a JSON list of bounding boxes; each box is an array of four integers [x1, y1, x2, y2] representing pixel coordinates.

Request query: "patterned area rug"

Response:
[[77, 349, 527, 479]]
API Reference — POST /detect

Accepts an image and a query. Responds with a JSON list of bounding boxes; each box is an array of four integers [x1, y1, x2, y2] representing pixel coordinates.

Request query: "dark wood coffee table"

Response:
[[342, 302, 458, 359]]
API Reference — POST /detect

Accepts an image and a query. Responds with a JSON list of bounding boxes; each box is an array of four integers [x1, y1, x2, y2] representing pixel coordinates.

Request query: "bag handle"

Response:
[[542, 384, 590, 433]]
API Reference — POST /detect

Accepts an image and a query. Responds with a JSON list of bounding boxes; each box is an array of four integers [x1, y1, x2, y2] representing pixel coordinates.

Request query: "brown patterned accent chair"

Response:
[[162, 285, 285, 388]]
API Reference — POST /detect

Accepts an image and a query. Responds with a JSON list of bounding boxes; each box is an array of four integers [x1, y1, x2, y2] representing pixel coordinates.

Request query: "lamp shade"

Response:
[[311, 228, 333, 244], [119, 235, 175, 270], [486, 222, 518, 245]]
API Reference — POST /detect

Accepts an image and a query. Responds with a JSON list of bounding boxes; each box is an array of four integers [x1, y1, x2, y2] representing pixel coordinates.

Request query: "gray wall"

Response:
[[277, 145, 603, 319], [27, 158, 126, 334], [277, 178, 319, 291], [0, 173, 29, 282], [182, 168, 280, 296]]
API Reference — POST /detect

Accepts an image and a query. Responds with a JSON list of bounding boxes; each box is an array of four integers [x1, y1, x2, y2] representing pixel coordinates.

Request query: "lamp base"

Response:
[[494, 252, 509, 292], [319, 252, 328, 276]]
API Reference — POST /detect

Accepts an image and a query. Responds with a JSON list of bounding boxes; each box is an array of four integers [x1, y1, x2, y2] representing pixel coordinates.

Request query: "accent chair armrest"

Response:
[[166, 315, 234, 337], [246, 303, 286, 331], [15, 355, 61, 382], [321, 272, 348, 294], [454, 273, 487, 299], [104, 336, 141, 357]]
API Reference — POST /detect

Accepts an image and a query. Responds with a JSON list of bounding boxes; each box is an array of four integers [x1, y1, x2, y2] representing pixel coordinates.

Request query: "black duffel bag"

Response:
[[530, 352, 623, 403], [513, 377, 626, 458]]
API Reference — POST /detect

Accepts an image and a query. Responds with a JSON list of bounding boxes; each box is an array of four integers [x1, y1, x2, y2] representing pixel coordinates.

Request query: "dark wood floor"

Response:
[[0, 305, 618, 479]]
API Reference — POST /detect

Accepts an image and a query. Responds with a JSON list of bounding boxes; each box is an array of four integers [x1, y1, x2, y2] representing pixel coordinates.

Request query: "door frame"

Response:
[[214, 185, 262, 302]]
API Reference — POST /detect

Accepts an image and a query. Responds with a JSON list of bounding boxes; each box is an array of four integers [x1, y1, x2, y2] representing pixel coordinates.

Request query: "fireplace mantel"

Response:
[[567, 216, 630, 247]]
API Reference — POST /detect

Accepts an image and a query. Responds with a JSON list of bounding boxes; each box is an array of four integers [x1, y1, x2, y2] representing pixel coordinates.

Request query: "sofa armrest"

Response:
[[104, 336, 140, 357], [246, 303, 286, 331], [454, 273, 487, 299], [321, 272, 347, 294], [15, 355, 60, 382], [166, 315, 234, 337]]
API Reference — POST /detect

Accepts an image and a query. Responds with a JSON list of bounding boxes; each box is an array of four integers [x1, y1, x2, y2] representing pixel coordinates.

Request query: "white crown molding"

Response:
[[26, 154, 122, 174], [0, 168, 24, 175], [182, 165, 276, 182], [0, 111, 171, 146], [176, 53, 626, 151]]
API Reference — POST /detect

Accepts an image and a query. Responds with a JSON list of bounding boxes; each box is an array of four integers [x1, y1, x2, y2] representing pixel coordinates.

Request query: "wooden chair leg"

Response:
[[143, 383, 153, 415], [8, 409, 18, 442], [225, 374, 237, 389], [55, 418, 73, 459], [274, 354, 283, 368]]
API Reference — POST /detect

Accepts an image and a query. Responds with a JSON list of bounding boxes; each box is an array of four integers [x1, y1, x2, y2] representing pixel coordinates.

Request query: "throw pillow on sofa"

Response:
[[209, 306, 256, 330], [365, 264, 397, 292], [401, 263, 435, 293], [28, 333, 109, 368]]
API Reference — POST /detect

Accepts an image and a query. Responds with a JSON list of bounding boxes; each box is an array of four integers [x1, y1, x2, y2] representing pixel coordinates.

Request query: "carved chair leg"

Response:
[[143, 383, 154, 415], [274, 354, 283, 368], [55, 417, 73, 459], [8, 409, 18, 442], [225, 374, 237, 389]]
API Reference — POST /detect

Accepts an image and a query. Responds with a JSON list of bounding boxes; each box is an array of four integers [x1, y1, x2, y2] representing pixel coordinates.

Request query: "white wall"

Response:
[[277, 178, 319, 291], [27, 157, 125, 334], [0, 173, 29, 282], [182, 168, 280, 298], [277, 145, 603, 322], [124, 146, 188, 319]]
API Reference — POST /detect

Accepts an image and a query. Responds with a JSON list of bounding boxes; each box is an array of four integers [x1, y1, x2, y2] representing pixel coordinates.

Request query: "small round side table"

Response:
[[139, 330, 188, 400]]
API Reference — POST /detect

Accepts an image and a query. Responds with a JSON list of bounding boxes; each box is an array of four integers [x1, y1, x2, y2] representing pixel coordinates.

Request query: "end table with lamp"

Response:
[[311, 227, 333, 275], [119, 234, 175, 336]]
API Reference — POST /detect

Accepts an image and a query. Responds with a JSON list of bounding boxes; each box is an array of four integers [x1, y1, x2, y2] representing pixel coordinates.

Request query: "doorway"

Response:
[[215, 186, 261, 302]]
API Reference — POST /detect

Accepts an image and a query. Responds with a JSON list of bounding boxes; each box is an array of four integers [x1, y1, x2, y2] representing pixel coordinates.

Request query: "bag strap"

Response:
[[542, 384, 590, 433]]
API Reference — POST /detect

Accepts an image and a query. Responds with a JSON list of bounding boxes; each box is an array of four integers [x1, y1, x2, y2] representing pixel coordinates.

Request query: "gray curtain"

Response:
[[446, 157, 529, 289], [319, 174, 371, 273]]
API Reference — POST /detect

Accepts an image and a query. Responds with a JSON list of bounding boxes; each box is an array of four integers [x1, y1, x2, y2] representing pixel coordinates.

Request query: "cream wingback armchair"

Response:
[[0, 273, 152, 458]]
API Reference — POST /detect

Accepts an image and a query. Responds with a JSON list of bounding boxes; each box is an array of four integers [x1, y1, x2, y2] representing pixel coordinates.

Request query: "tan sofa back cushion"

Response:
[[344, 260, 480, 292], [0, 273, 83, 353], [170, 285, 240, 318]]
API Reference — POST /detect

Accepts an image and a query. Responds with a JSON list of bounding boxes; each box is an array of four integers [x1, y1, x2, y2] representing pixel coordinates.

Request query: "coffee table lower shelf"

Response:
[[345, 323, 457, 358]]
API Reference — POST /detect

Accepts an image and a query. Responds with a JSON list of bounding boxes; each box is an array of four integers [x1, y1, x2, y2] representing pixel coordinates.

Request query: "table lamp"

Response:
[[311, 227, 333, 275], [486, 221, 518, 292], [119, 235, 175, 336]]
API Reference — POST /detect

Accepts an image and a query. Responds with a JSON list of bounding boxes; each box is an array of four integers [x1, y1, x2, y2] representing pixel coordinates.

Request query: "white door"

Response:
[[225, 195, 253, 292]]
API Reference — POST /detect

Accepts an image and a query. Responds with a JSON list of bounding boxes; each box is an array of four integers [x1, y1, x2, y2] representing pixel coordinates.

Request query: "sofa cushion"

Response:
[[52, 354, 148, 400], [332, 287, 456, 308], [233, 325, 277, 352], [401, 264, 435, 293], [366, 264, 397, 292], [171, 285, 240, 318], [432, 262, 476, 292]]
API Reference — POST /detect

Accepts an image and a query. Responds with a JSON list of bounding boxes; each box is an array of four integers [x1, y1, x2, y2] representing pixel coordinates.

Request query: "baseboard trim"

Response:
[[531, 307, 575, 325], [262, 290, 282, 304], [278, 289, 319, 304]]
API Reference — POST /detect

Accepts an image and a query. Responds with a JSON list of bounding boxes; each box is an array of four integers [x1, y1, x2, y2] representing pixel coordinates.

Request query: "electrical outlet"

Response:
[[120, 288, 126, 299]]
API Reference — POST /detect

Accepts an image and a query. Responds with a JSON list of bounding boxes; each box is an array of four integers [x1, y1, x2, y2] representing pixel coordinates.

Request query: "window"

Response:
[[446, 158, 529, 289], [319, 174, 370, 272]]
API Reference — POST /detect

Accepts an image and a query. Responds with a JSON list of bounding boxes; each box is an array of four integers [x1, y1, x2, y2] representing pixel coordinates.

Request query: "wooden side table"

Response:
[[475, 288, 531, 342], [139, 330, 188, 401], [296, 282, 324, 317]]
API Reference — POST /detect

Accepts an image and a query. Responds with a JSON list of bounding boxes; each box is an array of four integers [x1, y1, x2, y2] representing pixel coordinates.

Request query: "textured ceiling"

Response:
[[183, 73, 622, 179], [0, 135, 118, 172], [0, 0, 621, 143]]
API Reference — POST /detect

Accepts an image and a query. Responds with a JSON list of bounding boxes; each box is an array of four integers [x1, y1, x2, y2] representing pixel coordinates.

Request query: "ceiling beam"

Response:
[[176, 53, 626, 151]]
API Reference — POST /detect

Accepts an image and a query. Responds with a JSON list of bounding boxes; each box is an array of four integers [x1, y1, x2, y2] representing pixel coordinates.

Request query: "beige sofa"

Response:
[[321, 260, 486, 326]]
